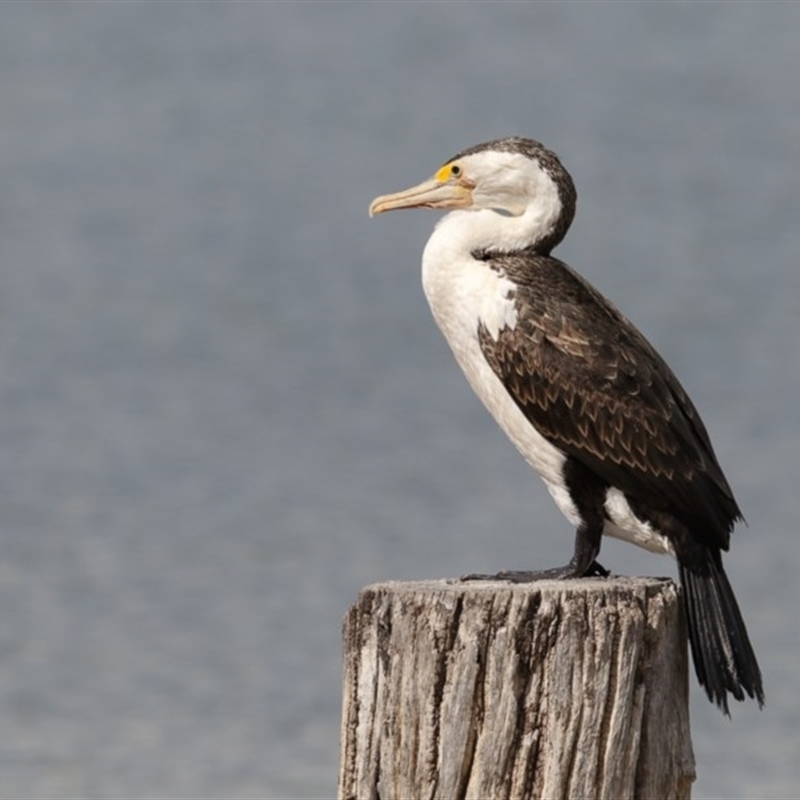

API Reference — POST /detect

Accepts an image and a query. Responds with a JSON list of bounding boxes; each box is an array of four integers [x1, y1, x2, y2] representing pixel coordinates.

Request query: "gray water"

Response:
[[0, 3, 798, 797]]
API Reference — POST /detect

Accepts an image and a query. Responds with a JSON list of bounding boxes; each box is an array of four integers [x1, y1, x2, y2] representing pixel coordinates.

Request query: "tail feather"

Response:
[[678, 554, 764, 715]]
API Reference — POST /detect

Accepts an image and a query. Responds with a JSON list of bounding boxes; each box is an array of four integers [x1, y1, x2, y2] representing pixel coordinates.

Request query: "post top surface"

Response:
[[361, 575, 676, 596]]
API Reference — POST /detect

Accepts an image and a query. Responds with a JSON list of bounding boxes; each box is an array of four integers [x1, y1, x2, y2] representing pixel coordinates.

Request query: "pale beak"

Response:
[[369, 177, 473, 217]]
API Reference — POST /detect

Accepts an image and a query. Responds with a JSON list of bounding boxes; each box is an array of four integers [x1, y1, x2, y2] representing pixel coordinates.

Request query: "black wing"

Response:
[[478, 253, 741, 550]]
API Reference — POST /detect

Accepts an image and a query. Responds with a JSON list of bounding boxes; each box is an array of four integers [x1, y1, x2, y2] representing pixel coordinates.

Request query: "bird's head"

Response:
[[369, 137, 576, 254]]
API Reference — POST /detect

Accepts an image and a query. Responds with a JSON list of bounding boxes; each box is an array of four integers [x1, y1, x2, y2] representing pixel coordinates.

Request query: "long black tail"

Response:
[[678, 552, 764, 715]]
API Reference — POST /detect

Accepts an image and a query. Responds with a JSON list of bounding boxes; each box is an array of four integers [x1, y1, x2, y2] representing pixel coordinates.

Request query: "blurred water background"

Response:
[[0, 3, 798, 797]]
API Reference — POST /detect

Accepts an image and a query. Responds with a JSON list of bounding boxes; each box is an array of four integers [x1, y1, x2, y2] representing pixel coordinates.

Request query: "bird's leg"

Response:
[[461, 521, 607, 583]]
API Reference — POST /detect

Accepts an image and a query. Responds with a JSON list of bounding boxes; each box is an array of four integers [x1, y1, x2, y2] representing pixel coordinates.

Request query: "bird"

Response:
[[368, 136, 764, 715]]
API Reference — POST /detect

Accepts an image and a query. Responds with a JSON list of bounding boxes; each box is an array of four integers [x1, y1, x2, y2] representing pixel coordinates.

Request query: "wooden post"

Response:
[[338, 577, 695, 800]]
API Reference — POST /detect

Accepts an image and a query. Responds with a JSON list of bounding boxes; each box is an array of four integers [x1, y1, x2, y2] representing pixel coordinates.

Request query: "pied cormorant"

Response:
[[369, 136, 763, 715]]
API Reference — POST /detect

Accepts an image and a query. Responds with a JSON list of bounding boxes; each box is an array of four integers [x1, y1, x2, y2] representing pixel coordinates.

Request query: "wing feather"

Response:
[[478, 253, 740, 549]]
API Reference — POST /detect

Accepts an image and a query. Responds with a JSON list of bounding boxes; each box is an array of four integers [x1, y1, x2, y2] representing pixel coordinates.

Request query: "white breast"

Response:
[[421, 223, 581, 529]]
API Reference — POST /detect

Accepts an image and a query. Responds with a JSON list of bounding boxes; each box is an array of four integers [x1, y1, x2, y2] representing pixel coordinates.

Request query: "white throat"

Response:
[[428, 162, 563, 259]]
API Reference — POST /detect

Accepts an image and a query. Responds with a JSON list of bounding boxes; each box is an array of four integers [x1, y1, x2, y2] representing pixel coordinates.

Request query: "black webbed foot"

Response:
[[461, 517, 608, 584], [461, 559, 609, 583]]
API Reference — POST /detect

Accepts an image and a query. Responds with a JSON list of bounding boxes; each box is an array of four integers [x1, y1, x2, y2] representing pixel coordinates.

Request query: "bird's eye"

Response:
[[450, 164, 462, 177]]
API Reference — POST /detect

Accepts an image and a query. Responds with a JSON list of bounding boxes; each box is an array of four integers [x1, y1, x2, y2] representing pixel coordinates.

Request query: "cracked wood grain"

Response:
[[338, 577, 695, 800]]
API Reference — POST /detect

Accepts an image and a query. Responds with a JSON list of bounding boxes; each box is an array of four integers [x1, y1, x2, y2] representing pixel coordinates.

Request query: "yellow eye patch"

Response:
[[435, 163, 462, 182]]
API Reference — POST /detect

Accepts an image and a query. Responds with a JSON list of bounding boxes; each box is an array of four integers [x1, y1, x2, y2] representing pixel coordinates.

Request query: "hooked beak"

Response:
[[369, 176, 473, 218]]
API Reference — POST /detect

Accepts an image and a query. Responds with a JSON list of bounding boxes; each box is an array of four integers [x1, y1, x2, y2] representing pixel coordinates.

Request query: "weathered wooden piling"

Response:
[[338, 577, 695, 800]]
